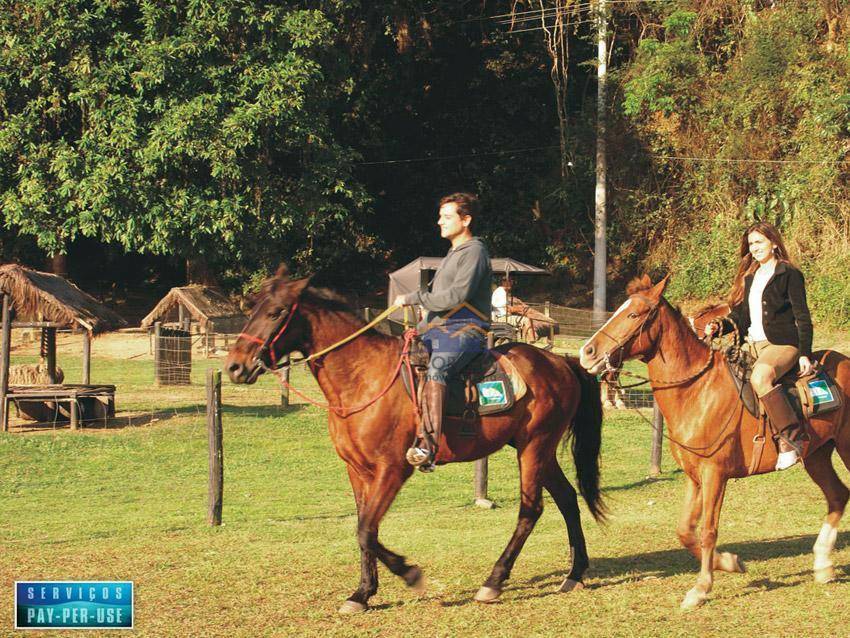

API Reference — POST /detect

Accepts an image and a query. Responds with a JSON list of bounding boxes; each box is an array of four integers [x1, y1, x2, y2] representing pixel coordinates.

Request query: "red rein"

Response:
[[238, 306, 420, 418]]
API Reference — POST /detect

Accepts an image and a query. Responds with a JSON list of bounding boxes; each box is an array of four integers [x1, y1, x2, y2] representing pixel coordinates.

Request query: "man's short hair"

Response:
[[439, 192, 480, 225]]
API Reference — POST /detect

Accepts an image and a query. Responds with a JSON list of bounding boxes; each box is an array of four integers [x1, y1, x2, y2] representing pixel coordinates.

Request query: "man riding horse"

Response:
[[393, 192, 492, 472]]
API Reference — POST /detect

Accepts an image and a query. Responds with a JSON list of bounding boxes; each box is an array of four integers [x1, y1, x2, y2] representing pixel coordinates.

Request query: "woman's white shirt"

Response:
[[747, 261, 776, 342]]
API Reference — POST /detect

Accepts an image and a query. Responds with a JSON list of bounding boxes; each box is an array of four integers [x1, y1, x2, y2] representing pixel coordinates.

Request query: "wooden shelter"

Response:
[[141, 285, 245, 337], [0, 264, 127, 430]]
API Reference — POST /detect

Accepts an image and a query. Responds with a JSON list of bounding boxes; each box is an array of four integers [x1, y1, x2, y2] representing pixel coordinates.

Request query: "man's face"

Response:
[[437, 202, 470, 240]]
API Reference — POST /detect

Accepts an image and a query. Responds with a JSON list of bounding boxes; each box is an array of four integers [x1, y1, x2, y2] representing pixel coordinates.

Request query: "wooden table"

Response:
[[3, 384, 116, 431]]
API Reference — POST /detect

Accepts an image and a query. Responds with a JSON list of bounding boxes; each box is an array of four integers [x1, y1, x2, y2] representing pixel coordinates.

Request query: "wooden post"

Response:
[[205, 321, 215, 357], [42, 327, 57, 384], [474, 332, 496, 509], [153, 322, 161, 385], [207, 368, 223, 526], [548, 322, 555, 348], [69, 394, 78, 431], [280, 354, 290, 409], [363, 307, 370, 323], [82, 331, 91, 384], [649, 399, 663, 477], [544, 301, 551, 318], [0, 294, 12, 432]]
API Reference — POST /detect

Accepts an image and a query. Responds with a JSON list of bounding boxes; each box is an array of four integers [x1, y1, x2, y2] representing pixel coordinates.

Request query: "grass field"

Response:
[[0, 336, 849, 637]]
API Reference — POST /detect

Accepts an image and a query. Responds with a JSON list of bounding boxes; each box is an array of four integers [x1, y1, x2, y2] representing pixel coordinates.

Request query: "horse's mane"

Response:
[[303, 286, 362, 318], [625, 277, 652, 295]]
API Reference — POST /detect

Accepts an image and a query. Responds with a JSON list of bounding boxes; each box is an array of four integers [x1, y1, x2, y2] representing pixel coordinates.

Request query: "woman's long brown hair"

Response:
[[727, 221, 793, 306]]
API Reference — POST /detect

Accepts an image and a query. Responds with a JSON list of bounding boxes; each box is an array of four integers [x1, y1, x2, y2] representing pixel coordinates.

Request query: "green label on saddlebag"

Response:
[[478, 380, 507, 406], [808, 379, 834, 405]]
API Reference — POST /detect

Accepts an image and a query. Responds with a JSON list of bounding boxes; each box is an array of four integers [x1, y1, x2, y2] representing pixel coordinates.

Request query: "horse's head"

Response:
[[579, 274, 669, 375], [226, 265, 311, 384]]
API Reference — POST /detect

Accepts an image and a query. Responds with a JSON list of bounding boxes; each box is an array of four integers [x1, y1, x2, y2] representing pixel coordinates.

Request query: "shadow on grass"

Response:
[[9, 403, 312, 432], [438, 532, 847, 608]]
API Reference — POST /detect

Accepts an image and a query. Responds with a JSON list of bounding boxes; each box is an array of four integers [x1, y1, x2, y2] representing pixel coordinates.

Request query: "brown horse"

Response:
[[579, 275, 850, 610], [225, 269, 605, 613]]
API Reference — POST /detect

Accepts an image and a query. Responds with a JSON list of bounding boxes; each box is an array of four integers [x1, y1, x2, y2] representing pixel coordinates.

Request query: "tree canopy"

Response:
[[1, 1, 849, 322]]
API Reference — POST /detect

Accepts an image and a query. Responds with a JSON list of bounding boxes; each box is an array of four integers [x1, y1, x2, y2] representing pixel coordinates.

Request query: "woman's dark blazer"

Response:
[[728, 261, 813, 358]]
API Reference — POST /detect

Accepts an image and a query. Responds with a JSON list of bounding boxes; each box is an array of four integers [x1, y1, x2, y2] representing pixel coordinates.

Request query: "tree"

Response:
[[0, 0, 373, 286]]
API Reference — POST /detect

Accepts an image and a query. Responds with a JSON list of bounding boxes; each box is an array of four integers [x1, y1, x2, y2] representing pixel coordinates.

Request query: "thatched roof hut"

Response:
[[141, 285, 245, 334], [0, 264, 126, 334]]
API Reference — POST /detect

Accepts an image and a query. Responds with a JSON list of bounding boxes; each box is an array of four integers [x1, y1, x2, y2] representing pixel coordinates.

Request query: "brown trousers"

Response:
[[748, 340, 800, 397]]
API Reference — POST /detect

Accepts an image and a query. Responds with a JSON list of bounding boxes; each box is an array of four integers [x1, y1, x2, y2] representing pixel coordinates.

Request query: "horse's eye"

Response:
[[268, 309, 282, 319], [628, 312, 639, 319]]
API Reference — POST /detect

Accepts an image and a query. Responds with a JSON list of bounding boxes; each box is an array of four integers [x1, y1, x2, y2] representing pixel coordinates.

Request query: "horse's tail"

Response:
[[563, 356, 607, 522]]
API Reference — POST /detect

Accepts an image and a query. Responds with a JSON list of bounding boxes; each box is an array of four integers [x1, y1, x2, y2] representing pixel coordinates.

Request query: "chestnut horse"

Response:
[[579, 275, 850, 610], [226, 270, 605, 613]]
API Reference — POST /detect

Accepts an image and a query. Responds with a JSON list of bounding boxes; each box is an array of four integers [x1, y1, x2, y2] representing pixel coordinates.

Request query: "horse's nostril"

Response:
[[227, 362, 244, 378], [585, 345, 595, 356]]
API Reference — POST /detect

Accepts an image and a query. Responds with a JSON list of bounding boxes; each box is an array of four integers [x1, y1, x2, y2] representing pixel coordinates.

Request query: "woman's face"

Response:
[[748, 231, 776, 265]]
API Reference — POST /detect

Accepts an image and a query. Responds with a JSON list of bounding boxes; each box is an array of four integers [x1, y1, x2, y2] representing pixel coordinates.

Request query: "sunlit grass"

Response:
[[0, 334, 848, 636]]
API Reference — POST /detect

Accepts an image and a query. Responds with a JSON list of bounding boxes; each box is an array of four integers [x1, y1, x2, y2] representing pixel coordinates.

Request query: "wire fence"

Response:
[[2, 297, 644, 434]]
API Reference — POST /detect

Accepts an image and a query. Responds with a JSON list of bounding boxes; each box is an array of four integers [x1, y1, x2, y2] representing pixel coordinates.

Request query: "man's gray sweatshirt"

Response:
[[402, 237, 492, 325]]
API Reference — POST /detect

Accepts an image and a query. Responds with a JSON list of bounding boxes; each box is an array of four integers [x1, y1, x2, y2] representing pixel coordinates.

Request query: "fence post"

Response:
[[207, 368, 223, 525], [544, 301, 551, 318], [82, 330, 91, 384], [280, 354, 290, 409], [649, 399, 663, 477], [0, 294, 12, 432], [153, 322, 161, 385], [364, 307, 370, 323], [474, 332, 496, 509]]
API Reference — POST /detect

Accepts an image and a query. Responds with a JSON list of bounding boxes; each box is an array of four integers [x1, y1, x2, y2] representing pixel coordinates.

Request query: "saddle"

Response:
[[725, 347, 842, 422], [402, 335, 527, 426]]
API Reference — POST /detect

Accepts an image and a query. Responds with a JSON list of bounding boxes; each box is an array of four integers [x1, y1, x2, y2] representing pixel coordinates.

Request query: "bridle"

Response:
[[238, 301, 300, 371], [593, 294, 717, 389], [593, 294, 660, 374]]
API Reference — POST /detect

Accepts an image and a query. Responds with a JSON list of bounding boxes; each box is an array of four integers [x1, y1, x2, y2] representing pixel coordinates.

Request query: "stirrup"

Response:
[[405, 446, 432, 467], [775, 450, 800, 471]]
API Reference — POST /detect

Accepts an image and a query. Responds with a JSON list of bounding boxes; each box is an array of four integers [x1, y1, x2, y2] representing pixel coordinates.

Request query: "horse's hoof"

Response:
[[680, 587, 707, 611], [473, 586, 502, 603], [558, 577, 584, 593], [338, 600, 368, 615], [814, 566, 836, 584], [717, 552, 746, 573], [405, 566, 426, 595]]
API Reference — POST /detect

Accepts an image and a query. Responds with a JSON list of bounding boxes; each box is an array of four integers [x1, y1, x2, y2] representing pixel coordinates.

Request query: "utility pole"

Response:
[[593, 0, 608, 326]]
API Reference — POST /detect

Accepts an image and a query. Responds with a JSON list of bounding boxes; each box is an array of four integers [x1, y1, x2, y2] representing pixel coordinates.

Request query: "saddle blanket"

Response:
[[402, 348, 528, 419]]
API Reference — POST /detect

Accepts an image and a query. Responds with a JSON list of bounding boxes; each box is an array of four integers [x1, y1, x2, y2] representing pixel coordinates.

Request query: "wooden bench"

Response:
[[3, 384, 116, 430]]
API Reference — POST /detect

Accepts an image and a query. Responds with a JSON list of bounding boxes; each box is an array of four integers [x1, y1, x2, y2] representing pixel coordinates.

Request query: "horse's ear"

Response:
[[275, 263, 290, 279], [640, 274, 652, 288], [291, 276, 311, 298], [649, 274, 671, 298]]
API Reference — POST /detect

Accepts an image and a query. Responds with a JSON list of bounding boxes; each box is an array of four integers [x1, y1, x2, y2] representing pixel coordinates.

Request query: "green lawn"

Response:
[[0, 347, 849, 636]]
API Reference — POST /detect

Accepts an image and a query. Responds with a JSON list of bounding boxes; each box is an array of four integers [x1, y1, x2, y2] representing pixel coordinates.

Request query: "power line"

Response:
[[356, 144, 561, 166], [654, 155, 850, 165]]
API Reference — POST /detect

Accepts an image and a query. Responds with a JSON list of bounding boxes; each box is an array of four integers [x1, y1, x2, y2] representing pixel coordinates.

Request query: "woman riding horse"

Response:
[[705, 222, 813, 469]]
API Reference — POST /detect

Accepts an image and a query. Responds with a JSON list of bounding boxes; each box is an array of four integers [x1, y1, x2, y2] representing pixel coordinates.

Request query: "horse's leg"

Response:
[[677, 475, 745, 573], [474, 444, 545, 603], [542, 458, 589, 592], [339, 466, 406, 614], [803, 441, 848, 584], [681, 469, 727, 610]]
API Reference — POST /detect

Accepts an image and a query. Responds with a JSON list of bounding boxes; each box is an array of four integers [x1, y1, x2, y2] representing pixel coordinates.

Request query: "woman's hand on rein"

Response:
[[799, 356, 814, 376], [703, 321, 719, 338]]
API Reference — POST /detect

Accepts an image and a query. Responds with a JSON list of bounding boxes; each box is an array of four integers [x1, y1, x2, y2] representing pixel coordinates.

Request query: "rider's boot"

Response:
[[405, 380, 447, 472], [759, 384, 805, 470]]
